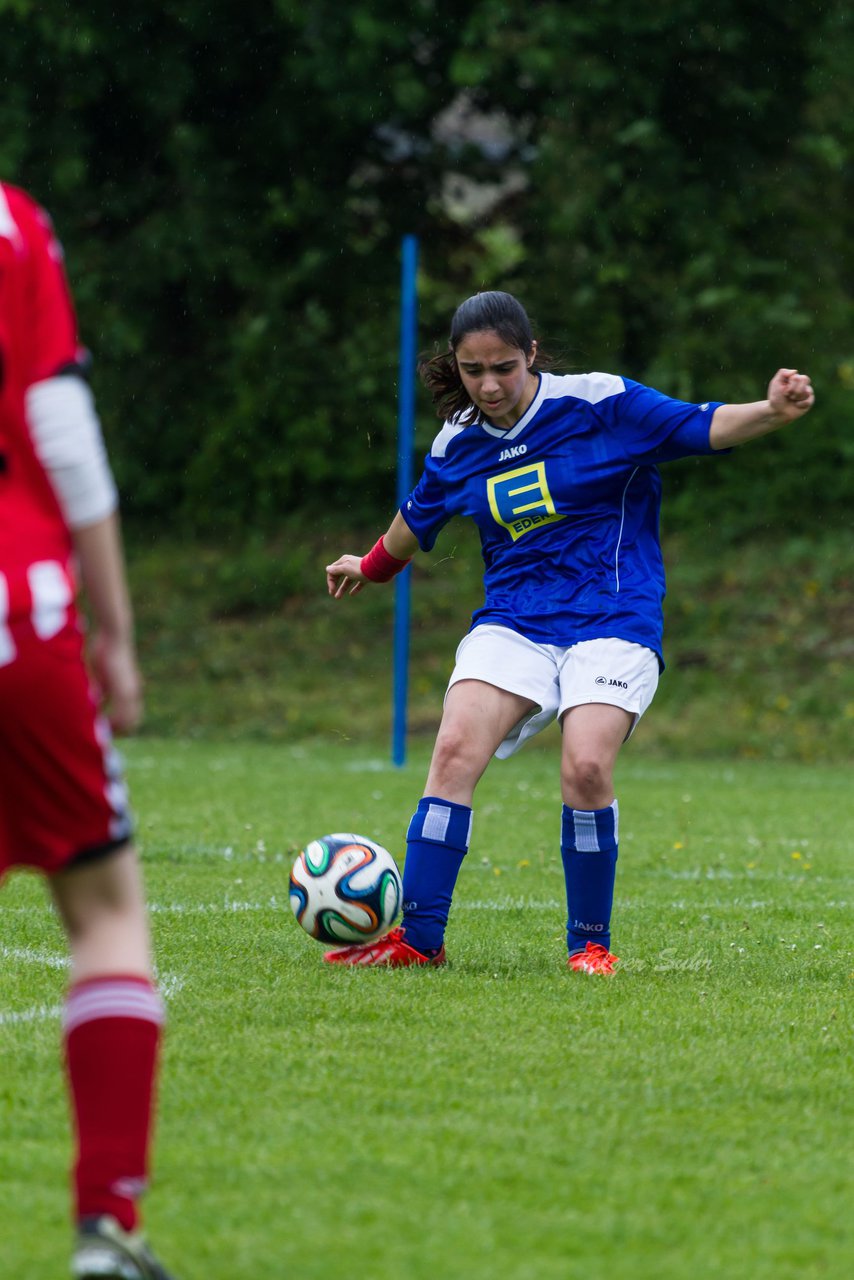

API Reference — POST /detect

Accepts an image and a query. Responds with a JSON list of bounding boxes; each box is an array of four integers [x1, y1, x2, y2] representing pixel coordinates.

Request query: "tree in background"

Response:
[[1, 0, 851, 537]]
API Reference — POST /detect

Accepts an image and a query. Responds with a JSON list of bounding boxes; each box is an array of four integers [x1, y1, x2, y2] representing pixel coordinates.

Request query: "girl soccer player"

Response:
[[324, 290, 814, 973], [0, 181, 176, 1278]]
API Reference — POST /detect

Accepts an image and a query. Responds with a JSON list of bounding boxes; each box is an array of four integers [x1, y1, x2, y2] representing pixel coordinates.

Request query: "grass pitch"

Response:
[[1, 738, 852, 1279]]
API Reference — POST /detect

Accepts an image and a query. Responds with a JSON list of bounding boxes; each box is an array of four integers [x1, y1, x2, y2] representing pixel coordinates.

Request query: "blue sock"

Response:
[[401, 796, 473, 955], [560, 801, 619, 955]]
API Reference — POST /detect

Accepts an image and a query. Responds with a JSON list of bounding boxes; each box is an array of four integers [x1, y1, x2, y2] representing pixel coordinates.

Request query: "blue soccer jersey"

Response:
[[401, 371, 724, 663]]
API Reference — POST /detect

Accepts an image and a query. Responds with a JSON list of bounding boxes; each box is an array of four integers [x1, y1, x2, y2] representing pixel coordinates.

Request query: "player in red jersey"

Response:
[[0, 182, 177, 1279]]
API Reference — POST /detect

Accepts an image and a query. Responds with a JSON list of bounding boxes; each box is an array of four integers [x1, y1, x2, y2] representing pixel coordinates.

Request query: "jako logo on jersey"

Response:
[[595, 676, 628, 689], [487, 460, 565, 543], [498, 444, 527, 462]]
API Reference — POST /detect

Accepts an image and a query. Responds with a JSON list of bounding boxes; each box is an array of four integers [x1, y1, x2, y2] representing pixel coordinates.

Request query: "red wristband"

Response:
[[360, 536, 412, 583]]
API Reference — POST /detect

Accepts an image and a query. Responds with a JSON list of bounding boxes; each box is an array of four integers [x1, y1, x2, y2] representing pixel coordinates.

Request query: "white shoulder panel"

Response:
[[430, 420, 467, 459], [0, 185, 23, 248], [544, 371, 626, 406]]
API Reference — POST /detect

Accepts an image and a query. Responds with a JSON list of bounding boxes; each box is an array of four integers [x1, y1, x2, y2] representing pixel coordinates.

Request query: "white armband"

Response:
[[25, 375, 119, 528]]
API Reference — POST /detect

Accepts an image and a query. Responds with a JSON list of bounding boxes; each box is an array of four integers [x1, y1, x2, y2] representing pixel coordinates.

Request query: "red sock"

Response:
[[63, 975, 164, 1231]]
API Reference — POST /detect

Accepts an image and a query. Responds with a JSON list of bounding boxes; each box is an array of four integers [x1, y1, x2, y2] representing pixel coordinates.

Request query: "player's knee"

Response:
[[429, 727, 482, 792], [62, 897, 135, 943], [562, 756, 611, 808], [63, 899, 152, 981]]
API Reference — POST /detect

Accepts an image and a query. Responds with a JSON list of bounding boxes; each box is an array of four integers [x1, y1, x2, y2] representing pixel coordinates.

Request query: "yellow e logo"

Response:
[[487, 462, 565, 542]]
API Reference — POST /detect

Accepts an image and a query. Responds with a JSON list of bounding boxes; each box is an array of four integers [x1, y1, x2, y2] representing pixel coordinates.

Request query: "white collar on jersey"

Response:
[[477, 371, 545, 441]]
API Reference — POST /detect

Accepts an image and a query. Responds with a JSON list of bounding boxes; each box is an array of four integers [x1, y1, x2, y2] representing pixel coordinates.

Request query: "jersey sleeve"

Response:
[[606, 379, 725, 462], [399, 450, 454, 552], [12, 189, 81, 386]]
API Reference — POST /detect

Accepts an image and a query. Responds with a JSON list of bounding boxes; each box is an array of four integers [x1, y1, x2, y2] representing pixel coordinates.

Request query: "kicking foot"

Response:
[[324, 927, 446, 967]]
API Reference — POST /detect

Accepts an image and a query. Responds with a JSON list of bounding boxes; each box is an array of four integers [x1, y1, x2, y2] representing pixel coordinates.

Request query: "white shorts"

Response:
[[447, 625, 660, 759]]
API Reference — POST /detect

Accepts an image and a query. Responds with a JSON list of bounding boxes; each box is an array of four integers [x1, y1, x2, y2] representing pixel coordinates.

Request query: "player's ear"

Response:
[[527, 340, 538, 368]]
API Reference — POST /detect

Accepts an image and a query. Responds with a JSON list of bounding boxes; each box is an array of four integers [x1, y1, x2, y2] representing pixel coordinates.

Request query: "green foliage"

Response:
[[2, 742, 853, 1277], [1, 0, 852, 537]]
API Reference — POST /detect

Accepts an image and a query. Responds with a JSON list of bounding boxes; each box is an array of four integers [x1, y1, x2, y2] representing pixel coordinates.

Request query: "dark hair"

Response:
[[419, 291, 550, 424]]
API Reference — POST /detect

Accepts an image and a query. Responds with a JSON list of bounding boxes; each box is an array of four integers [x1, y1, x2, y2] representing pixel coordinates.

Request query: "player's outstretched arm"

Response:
[[326, 512, 419, 599], [709, 369, 815, 450]]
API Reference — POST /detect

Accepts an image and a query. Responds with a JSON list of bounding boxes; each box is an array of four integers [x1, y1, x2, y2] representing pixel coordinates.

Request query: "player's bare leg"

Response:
[[559, 703, 633, 974], [559, 702, 632, 810], [424, 679, 538, 805], [326, 681, 537, 966], [50, 843, 152, 983], [50, 847, 176, 1279]]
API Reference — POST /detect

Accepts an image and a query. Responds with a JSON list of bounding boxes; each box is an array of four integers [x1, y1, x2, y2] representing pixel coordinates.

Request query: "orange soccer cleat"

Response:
[[567, 941, 619, 975], [324, 927, 446, 968]]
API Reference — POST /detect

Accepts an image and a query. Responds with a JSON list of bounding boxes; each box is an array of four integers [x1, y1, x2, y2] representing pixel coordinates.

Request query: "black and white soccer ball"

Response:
[[289, 833, 403, 945]]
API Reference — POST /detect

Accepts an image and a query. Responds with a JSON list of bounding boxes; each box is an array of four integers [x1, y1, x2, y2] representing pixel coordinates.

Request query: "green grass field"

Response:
[[2, 738, 852, 1279]]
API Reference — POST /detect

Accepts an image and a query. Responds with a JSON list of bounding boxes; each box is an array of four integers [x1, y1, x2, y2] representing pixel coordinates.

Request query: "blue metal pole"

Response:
[[392, 235, 419, 767]]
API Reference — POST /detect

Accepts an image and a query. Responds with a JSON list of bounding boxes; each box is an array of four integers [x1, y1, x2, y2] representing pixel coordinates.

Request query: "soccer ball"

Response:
[[289, 833, 403, 945]]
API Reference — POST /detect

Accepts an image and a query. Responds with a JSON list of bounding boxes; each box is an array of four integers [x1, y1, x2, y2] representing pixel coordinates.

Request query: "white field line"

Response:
[[3, 891, 850, 922], [0, 943, 184, 1027], [0, 944, 68, 1024], [148, 899, 287, 914], [149, 897, 568, 914], [157, 972, 186, 999], [0, 1003, 63, 1026], [0, 944, 68, 969]]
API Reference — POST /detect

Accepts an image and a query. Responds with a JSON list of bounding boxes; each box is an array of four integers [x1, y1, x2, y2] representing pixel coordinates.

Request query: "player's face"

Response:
[[455, 331, 537, 429]]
